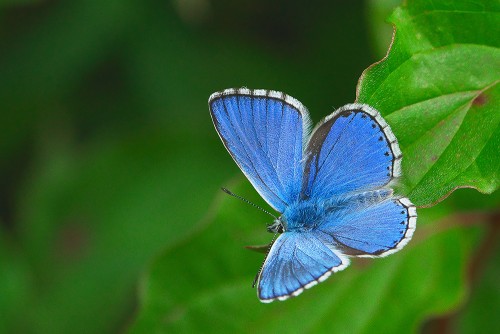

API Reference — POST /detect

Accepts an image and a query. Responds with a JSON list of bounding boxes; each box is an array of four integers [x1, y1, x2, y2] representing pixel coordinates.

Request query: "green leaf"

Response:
[[128, 181, 483, 333], [356, 0, 500, 206]]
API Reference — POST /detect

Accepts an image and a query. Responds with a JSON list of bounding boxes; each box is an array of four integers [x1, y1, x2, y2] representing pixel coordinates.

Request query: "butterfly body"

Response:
[[209, 88, 417, 303], [281, 198, 324, 232]]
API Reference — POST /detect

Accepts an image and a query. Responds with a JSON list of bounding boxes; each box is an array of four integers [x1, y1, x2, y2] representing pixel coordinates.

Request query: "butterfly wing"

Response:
[[209, 88, 311, 212], [316, 192, 417, 257], [300, 103, 416, 256], [301, 104, 401, 200], [257, 231, 349, 303]]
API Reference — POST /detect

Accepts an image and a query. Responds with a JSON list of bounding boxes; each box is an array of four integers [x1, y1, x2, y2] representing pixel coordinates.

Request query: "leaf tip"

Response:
[[355, 24, 397, 104]]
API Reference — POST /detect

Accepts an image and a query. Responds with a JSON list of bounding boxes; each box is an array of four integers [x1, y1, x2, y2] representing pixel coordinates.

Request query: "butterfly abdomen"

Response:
[[283, 189, 396, 232]]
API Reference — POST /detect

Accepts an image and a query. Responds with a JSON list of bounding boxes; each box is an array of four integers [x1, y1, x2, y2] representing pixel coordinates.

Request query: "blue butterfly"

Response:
[[209, 88, 417, 303]]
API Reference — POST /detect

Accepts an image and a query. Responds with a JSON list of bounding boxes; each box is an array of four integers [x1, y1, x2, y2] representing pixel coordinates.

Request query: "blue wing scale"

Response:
[[317, 194, 417, 257], [302, 104, 402, 200], [209, 88, 311, 212], [257, 232, 349, 303]]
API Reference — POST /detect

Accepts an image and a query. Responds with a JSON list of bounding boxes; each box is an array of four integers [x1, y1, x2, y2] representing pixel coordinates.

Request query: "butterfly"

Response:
[[208, 88, 417, 303]]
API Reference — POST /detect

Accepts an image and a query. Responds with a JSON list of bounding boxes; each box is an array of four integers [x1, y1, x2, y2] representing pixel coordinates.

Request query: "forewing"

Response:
[[209, 88, 311, 212], [301, 104, 402, 200], [316, 192, 417, 257], [257, 232, 349, 303]]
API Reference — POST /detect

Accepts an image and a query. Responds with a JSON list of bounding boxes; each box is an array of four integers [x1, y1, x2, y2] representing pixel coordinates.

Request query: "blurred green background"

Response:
[[0, 0, 498, 333]]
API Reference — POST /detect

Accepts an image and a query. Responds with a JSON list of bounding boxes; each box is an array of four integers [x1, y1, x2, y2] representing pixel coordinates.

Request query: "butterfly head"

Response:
[[267, 217, 286, 234]]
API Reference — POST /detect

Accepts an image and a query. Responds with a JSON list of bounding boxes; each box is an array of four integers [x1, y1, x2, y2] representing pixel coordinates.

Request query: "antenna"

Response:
[[251, 232, 278, 288], [221, 187, 279, 289], [221, 187, 277, 219]]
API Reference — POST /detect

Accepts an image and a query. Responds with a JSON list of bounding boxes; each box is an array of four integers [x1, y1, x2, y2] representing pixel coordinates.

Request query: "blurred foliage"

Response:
[[0, 0, 498, 334]]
